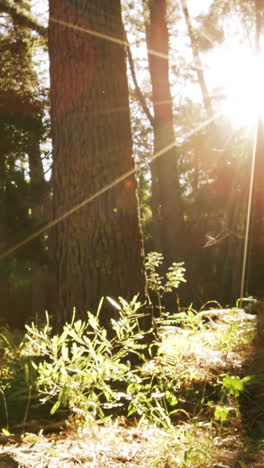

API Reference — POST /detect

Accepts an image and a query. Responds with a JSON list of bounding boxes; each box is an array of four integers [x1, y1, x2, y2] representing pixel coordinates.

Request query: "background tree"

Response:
[[0, 0, 49, 326], [143, 0, 185, 272]]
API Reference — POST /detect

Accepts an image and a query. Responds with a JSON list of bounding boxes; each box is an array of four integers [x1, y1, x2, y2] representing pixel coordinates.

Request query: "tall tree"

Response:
[[247, 0, 264, 298], [48, 0, 149, 329], [143, 0, 185, 268], [12, 0, 50, 320]]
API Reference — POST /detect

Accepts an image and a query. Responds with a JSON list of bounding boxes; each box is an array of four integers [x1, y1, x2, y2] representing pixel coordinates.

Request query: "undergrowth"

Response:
[[0, 253, 260, 467]]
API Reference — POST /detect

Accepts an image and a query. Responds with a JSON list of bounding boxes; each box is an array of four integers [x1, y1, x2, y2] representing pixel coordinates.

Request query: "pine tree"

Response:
[[48, 0, 149, 330]]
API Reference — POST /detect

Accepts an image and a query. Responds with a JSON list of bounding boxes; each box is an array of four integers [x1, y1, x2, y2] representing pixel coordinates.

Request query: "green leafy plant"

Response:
[[24, 297, 157, 425], [209, 374, 245, 428], [144, 252, 186, 316], [221, 375, 245, 398], [0, 295, 186, 429], [214, 404, 229, 423]]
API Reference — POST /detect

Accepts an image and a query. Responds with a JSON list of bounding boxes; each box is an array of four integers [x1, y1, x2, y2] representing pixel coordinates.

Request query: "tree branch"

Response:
[[0, 0, 47, 37], [123, 28, 154, 126], [180, 0, 213, 120]]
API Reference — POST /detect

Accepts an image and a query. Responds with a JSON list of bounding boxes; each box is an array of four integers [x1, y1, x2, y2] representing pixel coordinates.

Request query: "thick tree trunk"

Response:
[[248, 120, 264, 298], [144, 0, 185, 266], [247, 0, 264, 298], [49, 0, 148, 329]]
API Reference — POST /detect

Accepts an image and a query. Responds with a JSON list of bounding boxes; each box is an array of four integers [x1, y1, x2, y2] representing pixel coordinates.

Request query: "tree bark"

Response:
[[144, 0, 185, 266], [247, 0, 264, 298], [49, 0, 148, 329], [248, 120, 264, 298]]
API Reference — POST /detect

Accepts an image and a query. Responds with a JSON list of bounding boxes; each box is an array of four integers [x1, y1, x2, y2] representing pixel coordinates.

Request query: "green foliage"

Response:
[[145, 252, 186, 294], [0, 326, 39, 428], [0, 298, 260, 468], [221, 375, 244, 398], [22, 298, 158, 425], [0, 287, 186, 429], [0, 9, 50, 328], [214, 404, 229, 423], [144, 252, 186, 316], [210, 374, 245, 427]]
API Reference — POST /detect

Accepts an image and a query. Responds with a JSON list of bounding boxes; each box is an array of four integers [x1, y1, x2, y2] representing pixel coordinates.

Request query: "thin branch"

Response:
[[123, 27, 154, 126], [180, 0, 213, 120]]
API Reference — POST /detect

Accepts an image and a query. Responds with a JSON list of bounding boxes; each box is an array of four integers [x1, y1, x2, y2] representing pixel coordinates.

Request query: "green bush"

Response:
[[23, 296, 157, 425], [0, 254, 188, 430]]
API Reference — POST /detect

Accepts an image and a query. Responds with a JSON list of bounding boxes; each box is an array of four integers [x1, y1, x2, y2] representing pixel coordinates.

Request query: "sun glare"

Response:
[[209, 47, 264, 128]]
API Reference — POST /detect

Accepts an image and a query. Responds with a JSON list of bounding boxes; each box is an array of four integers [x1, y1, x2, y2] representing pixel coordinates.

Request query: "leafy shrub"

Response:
[[24, 296, 156, 425], [144, 251, 186, 316], [0, 257, 205, 431]]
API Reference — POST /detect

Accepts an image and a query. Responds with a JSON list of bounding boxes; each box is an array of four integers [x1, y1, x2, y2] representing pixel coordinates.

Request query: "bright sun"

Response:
[[209, 47, 264, 128]]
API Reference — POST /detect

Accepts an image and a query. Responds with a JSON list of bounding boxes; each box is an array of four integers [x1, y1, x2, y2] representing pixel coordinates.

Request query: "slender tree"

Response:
[[48, 0, 149, 329], [143, 0, 185, 268]]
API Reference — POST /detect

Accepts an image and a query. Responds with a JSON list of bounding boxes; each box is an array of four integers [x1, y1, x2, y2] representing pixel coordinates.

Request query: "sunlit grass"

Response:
[[158, 308, 255, 386], [0, 303, 259, 467]]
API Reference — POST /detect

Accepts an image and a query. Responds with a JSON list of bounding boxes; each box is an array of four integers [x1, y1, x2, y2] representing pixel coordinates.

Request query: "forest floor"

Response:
[[1, 308, 264, 467]]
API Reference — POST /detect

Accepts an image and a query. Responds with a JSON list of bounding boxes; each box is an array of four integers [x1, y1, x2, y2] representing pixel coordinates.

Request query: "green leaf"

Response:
[[58, 385, 68, 406], [222, 376, 244, 396], [165, 391, 178, 407], [87, 313, 99, 330], [50, 400, 61, 415], [74, 320, 83, 333], [96, 297, 105, 318], [214, 405, 229, 422], [107, 296, 122, 311]]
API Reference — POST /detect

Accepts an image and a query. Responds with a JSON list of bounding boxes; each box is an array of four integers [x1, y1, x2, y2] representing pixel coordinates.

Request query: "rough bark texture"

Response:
[[49, 0, 147, 328], [144, 0, 185, 265], [247, 0, 264, 299], [248, 120, 264, 298]]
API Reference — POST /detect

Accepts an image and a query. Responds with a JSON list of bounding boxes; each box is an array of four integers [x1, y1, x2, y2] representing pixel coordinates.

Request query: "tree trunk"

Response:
[[49, 0, 148, 329], [144, 0, 185, 267], [247, 0, 264, 299], [248, 120, 264, 298], [28, 138, 51, 321]]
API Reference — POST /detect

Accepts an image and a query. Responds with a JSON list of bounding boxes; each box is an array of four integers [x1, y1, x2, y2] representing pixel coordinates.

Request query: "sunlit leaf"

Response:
[[50, 400, 61, 415], [107, 296, 122, 310]]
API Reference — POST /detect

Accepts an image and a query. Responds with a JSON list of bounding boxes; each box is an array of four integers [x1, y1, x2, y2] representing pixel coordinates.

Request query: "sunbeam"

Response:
[[0, 112, 221, 260]]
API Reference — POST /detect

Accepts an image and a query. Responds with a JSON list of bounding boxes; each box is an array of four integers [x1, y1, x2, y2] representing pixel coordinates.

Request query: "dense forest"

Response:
[[1, 0, 263, 331], [1, 1, 264, 466]]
